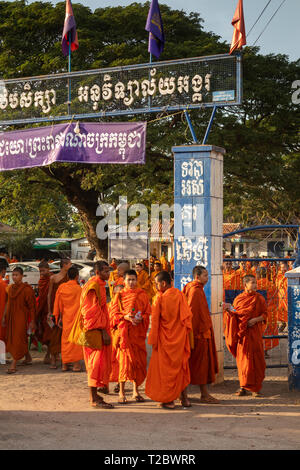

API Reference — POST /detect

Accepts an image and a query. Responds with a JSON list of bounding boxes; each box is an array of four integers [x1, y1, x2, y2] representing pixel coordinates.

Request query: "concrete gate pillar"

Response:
[[173, 144, 225, 382]]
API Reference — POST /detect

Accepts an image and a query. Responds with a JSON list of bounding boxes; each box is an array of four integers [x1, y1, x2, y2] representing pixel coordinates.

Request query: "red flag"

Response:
[[62, 0, 79, 56], [230, 0, 246, 54]]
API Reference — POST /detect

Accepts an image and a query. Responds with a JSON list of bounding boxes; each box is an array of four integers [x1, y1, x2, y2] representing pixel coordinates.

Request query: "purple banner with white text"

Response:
[[0, 121, 146, 171]]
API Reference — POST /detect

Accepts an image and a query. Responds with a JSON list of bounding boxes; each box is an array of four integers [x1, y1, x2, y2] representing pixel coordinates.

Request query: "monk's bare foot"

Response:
[[200, 394, 220, 404], [43, 354, 51, 365], [118, 395, 127, 404], [252, 391, 263, 397], [61, 364, 69, 372], [180, 397, 192, 408], [132, 394, 145, 402], [91, 398, 114, 409], [236, 388, 247, 396], [160, 401, 175, 410]]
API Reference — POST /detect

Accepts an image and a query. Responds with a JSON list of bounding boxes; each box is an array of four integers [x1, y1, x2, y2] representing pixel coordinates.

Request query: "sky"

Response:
[[36, 0, 299, 61]]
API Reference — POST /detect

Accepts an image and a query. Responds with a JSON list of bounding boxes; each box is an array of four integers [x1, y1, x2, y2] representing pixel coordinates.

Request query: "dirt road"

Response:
[[0, 350, 300, 450]]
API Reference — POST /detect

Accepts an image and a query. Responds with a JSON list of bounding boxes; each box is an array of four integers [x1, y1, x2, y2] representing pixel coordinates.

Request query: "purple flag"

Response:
[[145, 0, 165, 58], [61, 0, 79, 57], [0, 122, 147, 171]]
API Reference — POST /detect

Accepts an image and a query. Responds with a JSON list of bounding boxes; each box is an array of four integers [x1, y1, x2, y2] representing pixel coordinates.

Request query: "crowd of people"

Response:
[[0, 251, 290, 409]]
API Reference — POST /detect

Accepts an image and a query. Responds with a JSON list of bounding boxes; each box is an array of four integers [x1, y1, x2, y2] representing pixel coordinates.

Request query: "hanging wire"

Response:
[[252, 0, 288, 46], [246, 0, 273, 38]]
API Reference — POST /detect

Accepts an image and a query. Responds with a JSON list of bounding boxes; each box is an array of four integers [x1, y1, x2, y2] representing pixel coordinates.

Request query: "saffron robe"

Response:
[[0, 277, 7, 342], [108, 269, 119, 299], [263, 278, 279, 351], [5, 282, 37, 361], [49, 274, 68, 355], [276, 272, 288, 323], [81, 276, 111, 388], [137, 270, 153, 300], [53, 280, 83, 364], [110, 287, 150, 386], [36, 274, 52, 345], [224, 291, 267, 393], [145, 287, 192, 403], [183, 281, 219, 385]]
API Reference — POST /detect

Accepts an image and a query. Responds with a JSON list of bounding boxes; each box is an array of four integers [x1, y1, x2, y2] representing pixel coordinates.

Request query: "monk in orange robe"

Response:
[[110, 269, 151, 403], [276, 261, 288, 330], [0, 261, 8, 342], [110, 258, 117, 270], [224, 274, 267, 396], [235, 261, 252, 289], [53, 266, 83, 372], [183, 266, 219, 404], [2, 267, 36, 374], [150, 262, 163, 299], [145, 271, 192, 409], [223, 260, 240, 290], [47, 258, 71, 369], [135, 263, 153, 300], [81, 261, 114, 409], [108, 262, 128, 300], [36, 261, 53, 364], [170, 256, 174, 274], [160, 253, 168, 271]]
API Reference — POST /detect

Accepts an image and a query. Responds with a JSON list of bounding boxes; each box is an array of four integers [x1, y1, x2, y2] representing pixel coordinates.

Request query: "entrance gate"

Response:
[[223, 224, 299, 369]]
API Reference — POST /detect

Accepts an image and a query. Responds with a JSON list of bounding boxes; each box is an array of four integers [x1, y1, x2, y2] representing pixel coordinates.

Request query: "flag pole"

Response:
[[148, 49, 152, 109], [68, 31, 71, 115]]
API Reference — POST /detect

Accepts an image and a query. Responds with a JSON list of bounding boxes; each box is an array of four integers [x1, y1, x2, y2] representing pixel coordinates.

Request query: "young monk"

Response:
[[183, 266, 219, 404], [47, 258, 71, 369], [109, 262, 129, 301], [0, 261, 8, 342], [36, 261, 52, 364], [224, 274, 267, 397], [2, 267, 36, 374], [150, 262, 163, 298], [110, 269, 151, 404], [145, 271, 192, 409], [80, 260, 114, 409], [53, 266, 83, 372], [135, 263, 153, 300]]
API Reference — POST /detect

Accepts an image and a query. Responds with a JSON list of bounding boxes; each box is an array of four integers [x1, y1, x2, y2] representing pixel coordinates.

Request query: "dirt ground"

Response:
[[1, 349, 300, 451]]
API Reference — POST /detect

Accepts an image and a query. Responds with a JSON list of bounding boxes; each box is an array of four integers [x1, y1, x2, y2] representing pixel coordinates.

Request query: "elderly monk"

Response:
[[135, 263, 153, 300], [53, 266, 83, 372], [183, 266, 219, 404], [80, 260, 114, 409], [110, 269, 151, 404], [47, 258, 71, 369], [0, 261, 8, 342], [2, 267, 36, 374], [224, 274, 267, 397], [36, 261, 53, 364], [145, 271, 192, 409]]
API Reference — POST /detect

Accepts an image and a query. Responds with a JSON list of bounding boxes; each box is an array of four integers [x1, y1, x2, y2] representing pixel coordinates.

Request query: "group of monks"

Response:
[[223, 258, 291, 354], [0, 251, 281, 407]]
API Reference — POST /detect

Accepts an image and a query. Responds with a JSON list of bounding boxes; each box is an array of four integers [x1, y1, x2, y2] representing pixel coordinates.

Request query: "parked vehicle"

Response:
[[49, 260, 95, 285], [6, 262, 59, 287]]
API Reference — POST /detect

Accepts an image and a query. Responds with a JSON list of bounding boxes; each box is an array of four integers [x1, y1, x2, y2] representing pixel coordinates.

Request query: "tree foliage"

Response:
[[0, 1, 298, 256]]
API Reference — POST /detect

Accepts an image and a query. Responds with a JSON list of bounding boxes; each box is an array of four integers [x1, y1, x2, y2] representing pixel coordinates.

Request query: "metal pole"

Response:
[[68, 32, 71, 115], [184, 110, 198, 143], [202, 106, 217, 144], [148, 52, 152, 109]]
